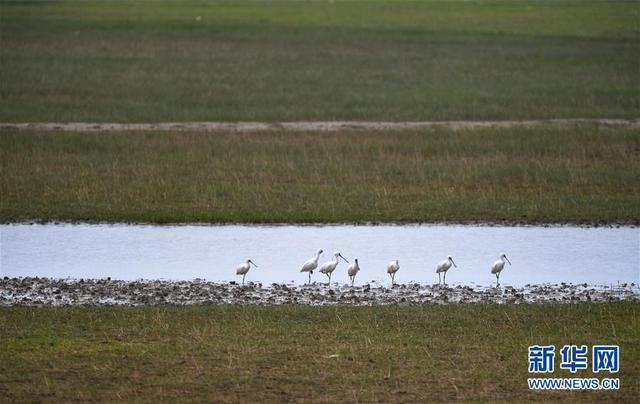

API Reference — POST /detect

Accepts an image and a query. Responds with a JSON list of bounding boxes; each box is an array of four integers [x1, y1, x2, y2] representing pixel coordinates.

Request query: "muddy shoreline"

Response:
[[1, 278, 638, 306], [2, 219, 637, 228]]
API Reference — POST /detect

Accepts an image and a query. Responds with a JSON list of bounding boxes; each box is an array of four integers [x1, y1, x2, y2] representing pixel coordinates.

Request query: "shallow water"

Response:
[[1, 224, 638, 287]]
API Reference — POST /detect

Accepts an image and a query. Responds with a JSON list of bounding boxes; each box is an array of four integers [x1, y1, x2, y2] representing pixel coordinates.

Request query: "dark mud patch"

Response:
[[1, 278, 638, 306], [2, 219, 637, 227]]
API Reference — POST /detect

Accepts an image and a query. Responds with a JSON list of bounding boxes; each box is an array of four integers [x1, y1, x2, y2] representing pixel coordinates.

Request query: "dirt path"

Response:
[[2, 118, 638, 132]]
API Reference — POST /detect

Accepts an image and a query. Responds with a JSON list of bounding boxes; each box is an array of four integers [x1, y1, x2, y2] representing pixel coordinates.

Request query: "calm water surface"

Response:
[[1, 224, 638, 287]]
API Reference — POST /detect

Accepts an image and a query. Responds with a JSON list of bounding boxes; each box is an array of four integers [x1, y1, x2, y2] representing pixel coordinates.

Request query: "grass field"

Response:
[[2, 2, 638, 402], [2, 125, 638, 224], [0, 303, 638, 401], [1, 0, 638, 122]]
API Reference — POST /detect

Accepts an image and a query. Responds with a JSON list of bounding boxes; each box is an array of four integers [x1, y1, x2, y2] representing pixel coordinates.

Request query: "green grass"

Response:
[[1, 0, 638, 122], [1, 125, 638, 224], [0, 303, 638, 401]]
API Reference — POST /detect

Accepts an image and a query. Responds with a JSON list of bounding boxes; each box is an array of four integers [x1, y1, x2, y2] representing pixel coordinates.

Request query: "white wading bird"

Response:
[[436, 255, 457, 285], [319, 252, 348, 284], [387, 260, 400, 285], [491, 253, 512, 286], [300, 249, 323, 284], [347, 258, 360, 287], [236, 259, 258, 285]]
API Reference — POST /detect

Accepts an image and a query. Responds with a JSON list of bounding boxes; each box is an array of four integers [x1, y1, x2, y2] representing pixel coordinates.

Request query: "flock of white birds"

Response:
[[235, 250, 512, 287]]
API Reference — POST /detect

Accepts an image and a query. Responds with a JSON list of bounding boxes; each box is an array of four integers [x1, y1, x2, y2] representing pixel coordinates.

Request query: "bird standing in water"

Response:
[[347, 258, 360, 287], [436, 255, 457, 285], [387, 260, 400, 285], [236, 259, 258, 285], [319, 252, 349, 285], [300, 249, 323, 284], [491, 253, 512, 286]]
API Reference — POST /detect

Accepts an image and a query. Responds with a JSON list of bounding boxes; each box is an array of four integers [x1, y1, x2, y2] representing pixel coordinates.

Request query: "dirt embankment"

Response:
[[2, 118, 639, 132]]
